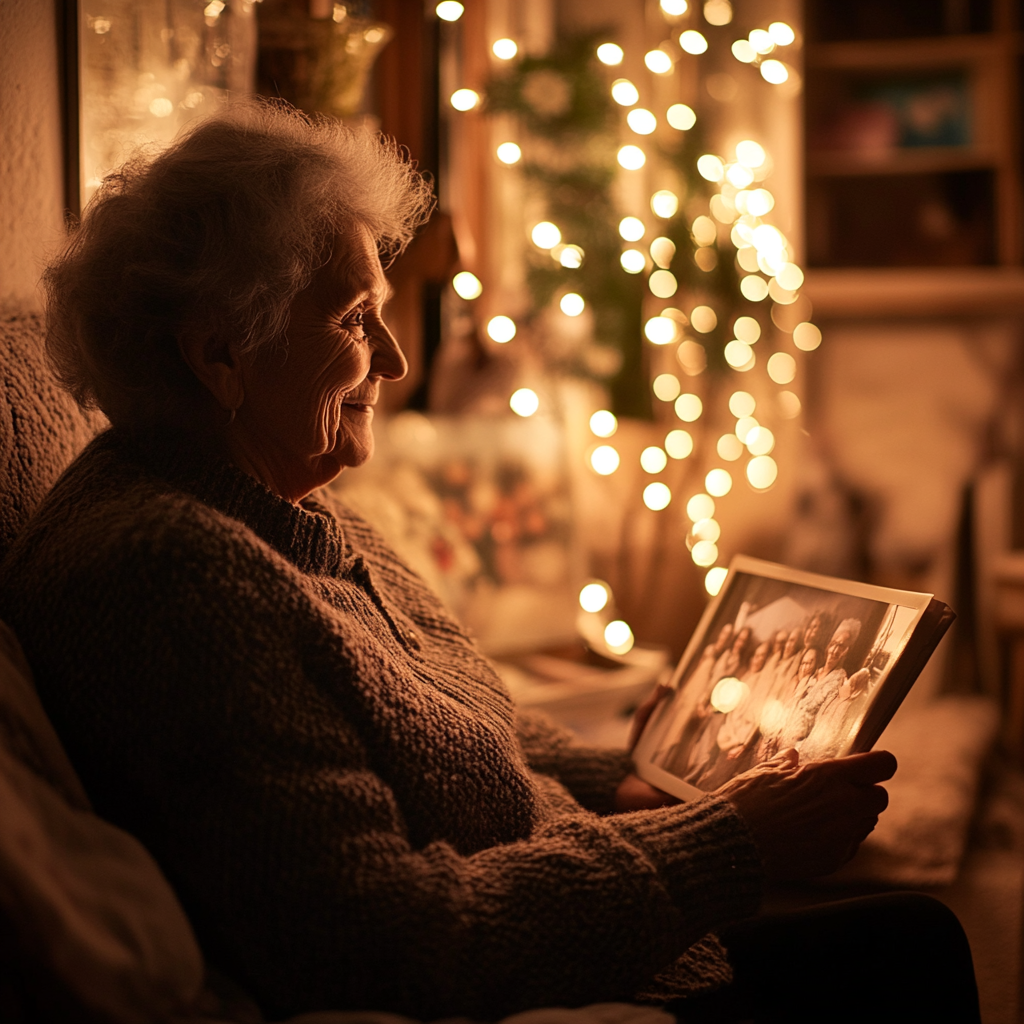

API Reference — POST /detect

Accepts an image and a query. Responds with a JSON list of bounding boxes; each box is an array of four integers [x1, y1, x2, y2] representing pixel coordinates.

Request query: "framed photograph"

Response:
[[633, 555, 954, 801]]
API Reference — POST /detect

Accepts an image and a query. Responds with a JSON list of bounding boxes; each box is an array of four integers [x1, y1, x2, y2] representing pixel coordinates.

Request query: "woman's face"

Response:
[[236, 227, 407, 501], [750, 641, 771, 673], [783, 626, 802, 658], [798, 648, 818, 678]]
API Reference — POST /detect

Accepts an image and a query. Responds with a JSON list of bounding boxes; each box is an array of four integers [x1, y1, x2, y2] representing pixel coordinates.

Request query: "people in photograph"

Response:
[[757, 646, 821, 761], [799, 663, 874, 761], [771, 625, 805, 695]]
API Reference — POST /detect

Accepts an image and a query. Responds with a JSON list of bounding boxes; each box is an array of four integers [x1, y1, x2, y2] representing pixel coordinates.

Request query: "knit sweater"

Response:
[[0, 428, 763, 1020]]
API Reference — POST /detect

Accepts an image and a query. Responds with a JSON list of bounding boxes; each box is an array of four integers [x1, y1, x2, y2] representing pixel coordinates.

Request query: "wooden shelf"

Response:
[[802, 267, 1024, 318], [807, 148, 997, 177]]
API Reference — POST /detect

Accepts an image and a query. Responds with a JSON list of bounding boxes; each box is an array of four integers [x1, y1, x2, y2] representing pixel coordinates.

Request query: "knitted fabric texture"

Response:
[[0, 429, 763, 1021], [0, 314, 106, 562]]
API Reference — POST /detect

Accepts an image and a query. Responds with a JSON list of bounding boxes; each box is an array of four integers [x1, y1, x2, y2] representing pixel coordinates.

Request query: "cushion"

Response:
[[0, 620, 205, 1023], [0, 312, 106, 563]]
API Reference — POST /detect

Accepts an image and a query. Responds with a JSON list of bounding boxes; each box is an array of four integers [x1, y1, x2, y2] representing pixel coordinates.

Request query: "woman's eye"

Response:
[[344, 311, 365, 329]]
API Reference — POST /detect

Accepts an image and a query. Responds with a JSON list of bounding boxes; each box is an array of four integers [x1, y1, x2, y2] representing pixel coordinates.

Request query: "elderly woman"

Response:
[[0, 104, 978, 1023]]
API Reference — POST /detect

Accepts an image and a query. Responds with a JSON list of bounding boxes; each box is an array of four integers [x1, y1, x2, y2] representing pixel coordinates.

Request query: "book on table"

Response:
[[632, 555, 955, 801]]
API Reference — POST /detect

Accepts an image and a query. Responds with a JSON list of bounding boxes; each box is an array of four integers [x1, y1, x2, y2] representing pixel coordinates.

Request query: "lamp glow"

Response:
[[611, 79, 640, 106], [674, 393, 703, 422], [665, 429, 694, 459], [509, 388, 539, 417], [531, 221, 562, 249], [590, 410, 618, 437], [651, 190, 679, 217], [597, 43, 624, 65], [621, 249, 647, 274], [559, 292, 585, 316], [452, 271, 482, 299], [644, 316, 677, 344], [641, 446, 669, 474], [643, 482, 672, 510], [450, 88, 479, 111], [706, 468, 733, 496], [667, 104, 697, 130], [767, 352, 796, 384], [590, 445, 620, 475], [487, 316, 516, 343], [604, 620, 635, 654], [793, 322, 822, 351], [645, 49, 673, 74], [579, 582, 610, 612], [492, 38, 518, 59], [435, 0, 463, 20], [618, 145, 646, 169], [496, 142, 522, 164], [706, 566, 728, 595], [687, 493, 715, 521], [760, 59, 789, 84], [627, 108, 657, 134], [619, 216, 646, 241], [679, 29, 709, 54]]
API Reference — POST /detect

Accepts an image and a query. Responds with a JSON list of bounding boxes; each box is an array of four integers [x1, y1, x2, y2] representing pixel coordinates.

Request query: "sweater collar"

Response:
[[112, 427, 348, 576]]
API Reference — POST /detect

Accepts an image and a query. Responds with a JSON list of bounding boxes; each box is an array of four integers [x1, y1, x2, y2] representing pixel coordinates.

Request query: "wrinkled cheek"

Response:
[[312, 391, 342, 456]]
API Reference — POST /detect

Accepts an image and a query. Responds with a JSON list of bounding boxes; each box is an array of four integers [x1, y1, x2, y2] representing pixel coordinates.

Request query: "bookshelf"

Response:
[[801, 0, 1024, 315]]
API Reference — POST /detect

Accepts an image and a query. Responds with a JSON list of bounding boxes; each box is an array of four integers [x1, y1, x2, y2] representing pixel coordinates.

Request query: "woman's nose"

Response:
[[371, 321, 408, 381]]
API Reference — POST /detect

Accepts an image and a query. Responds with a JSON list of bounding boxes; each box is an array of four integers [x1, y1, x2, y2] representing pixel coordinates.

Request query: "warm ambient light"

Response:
[[697, 154, 725, 182], [644, 316, 677, 345], [705, 566, 728, 595], [579, 582, 610, 612], [652, 373, 681, 401], [717, 434, 744, 461], [687, 493, 715, 521], [492, 38, 518, 60], [735, 140, 766, 168], [667, 104, 696, 131], [450, 89, 479, 111], [679, 30, 708, 54], [660, 0, 688, 14], [435, 1, 464, 20], [640, 446, 668, 473], [627, 108, 657, 135], [509, 388, 539, 417], [452, 271, 482, 299], [597, 43, 624, 65], [704, 0, 732, 25], [590, 410, 617, 437], [617, 145, 646, 169], [793, 322, 822, 351], [767, 352, 796, 384], [740, 275, 769, 301], [559, 245, 584, 268], [649, 270, 677, 298], [590, 445, 621, 475], [643, 482, 672, 511], [674, 393, 703, 422], [559, 292, 585, 316], [651, 190, 679, 218], [486, 316, 516, 343], [769, 21, 796, 45], [619, 216, 646, 241], [665, 429, 693, 459], [650, 237, 676, 267], [690, 305, 717, 333], [729, 390, 756, 417], [760, 59, 789, 84], [620, 249, 646, 274], [496, 142, 522, 164], [604, 619, 635, 654], [706, 468, 732, 497], [747, 455, 778, 489], [611, 79, 640, 106], [531, 221, 561, 249], [645, 50, 673, 74]]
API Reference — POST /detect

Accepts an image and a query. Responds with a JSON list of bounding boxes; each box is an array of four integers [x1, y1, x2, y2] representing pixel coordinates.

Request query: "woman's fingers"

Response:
[[821, 749, 898, 784], [627, 684, 673, 751]]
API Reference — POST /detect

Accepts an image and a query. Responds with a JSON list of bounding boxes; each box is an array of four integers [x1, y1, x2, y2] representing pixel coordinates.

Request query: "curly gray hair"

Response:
[[43, 100, 434, 427]]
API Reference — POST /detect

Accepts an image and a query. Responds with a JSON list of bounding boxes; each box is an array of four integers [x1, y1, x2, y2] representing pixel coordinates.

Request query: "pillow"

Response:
[[0, 620, 205, 1023]]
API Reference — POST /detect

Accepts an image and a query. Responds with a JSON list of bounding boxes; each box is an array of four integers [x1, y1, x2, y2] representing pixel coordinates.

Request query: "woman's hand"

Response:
[[614, 772, 680, 811], [717, 748, 897, 880], [627, 683, 673, 751]]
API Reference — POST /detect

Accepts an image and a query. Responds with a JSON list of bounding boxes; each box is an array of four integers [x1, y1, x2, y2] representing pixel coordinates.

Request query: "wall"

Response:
[[0, 0, 65, 312]]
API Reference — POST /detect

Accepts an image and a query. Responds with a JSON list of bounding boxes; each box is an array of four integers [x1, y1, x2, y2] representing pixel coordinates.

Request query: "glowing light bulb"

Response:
[[687, 493, 715, 521], [760, 59, 789, 84], [769, 21, 795, 45], [728, 390, 755, 417], [649, 270, 678, 298], [749, 28, 774, 53], [697, 154, 725, 182], [745, 188, 775, 216], [732, 39, 756, 63], [651, 190, 679, 218], [692, 517, 721, 543], [726, 163, 755, 188], [704, 0, 732, 25], [717, 434, 744, 461], [724, 340, 754, 369], [618, 145, 646, 169], [149, 98, 174, 117], [690, 305, 717, 333], [735, 416, 758, 443], [776, 263, 804, 291], [452, 271, 482, 299], [706, 468, 732, 496], [705, 566, 728, 595], [660, 0, 688, 14], [691, 216, 717, 247], [510, 388, 539, 417], [767, 352, 796, 384], [679, 29, 708, 54], [496, 142, 522, 164], [644, 316, 677, 344], [740, 275, 769, 301], [579, 582, 610, 612], [778, 391, 801, 418], [559, 292, 585, 317], [734, 317, 760, 345], [674, 393, 703, 422], [667, 103, 696, 131], [746, 426, 775, 455], [747, 455, 778, 490], [559, 245, 584, 268], [653, 373, 681, 401], [643, 482, 672, 510], [492, 38, 518, 59], [793, 322, 822, 351], [435, 1, 464, 20], [596, 43, 624, 65], [590, 445, 621, 475], [650, 237, 676, 267], [692, 540, 719, 566], [665, 429, 693, 459], [621, 249, 647, 274], [605, 619, 634, 653], [641, 446, 668, 473], [611, 79, 640, 106], [645, 50, 673, 74], [590, 410, 617, 437], [735, 140, 766, 168], [619, 216, 646, 241], [487, 316, 516, 343], [627, 108, 657, 134], [450, 88, 479, 111], [531, 221, 561, 249]]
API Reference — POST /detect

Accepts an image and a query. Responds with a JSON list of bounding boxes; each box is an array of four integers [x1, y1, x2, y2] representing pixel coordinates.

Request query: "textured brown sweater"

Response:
[[0, 428, 763, 1020]]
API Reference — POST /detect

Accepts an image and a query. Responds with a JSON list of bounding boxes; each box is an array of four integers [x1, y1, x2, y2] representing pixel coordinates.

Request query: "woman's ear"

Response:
[[177, 331, 245, 412]]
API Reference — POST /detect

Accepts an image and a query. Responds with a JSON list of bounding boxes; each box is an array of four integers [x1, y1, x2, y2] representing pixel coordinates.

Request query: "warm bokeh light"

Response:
[[621, 249, 647, 274], [679, 29, 709, 54], [531, 221, 561, 249], [776, 263, 804, 291], [435, 1, 464, 21], [793, 322, 823, 351], [705, 566, 728, 595], [645, 49, 673, 74], [677, 339, 707, 376], [604, 619, 635, 654], [559, 292, 585, 316], [740, 275, 769, 301], [496, 142, 522, 164], [452, 271, 482, 299], [450, 89, 479, 111], [735, 140, 766, 168], [653, 373, 681, 401], [617, 145, 646, 169], [509, 388, 539, 417], [627, 108, 657, 134], [619, 216, 646, 241], [651, 190, 680, 218], [650, 237, 676, 267], [749, 28, 775, 53], [733, 316, 761, 344], [729, 390, 756, 417], [596, 42, 624, 65], [726, 163, 754, 189], [641, 446, 669, 473], [767, 352, 796, 384], [667, 104, 697, 131], [660, 0, 688, 13], [706, 468, 732, 496], [744, 189, 775, 216], [692, 540, 719, 567], [691, 216, 717, 247], [150, 98, 174, 117], [649, 270, 678, 298], [710, 676, 746, 712], [747, 454, 778, 489], [590, 445, 621, 475], [735, 416, 758, 442], [717, 433, 744, 461], [704, 0, 733, 25], [697, 154, 725, 181], [778, 390, 802, 418], [687, 493, 715, 521], [559, 245, 584, 268], [692, 517, 722, 543], [492, 38, 518, 59], [724, 341, 755, 370], [487, 316, 516, 343], [590, 409, 618, 437], [732, 39, 756, 62], [643, 482, 672, 511], [737, 246, 760, 272], [611, 79, 640, 106], [690, 305, 718, 333], [746, 426, 775, 455], [644, 315, 677, 344], [579, 581, 610, 613], [760, 59, 789, 84], [769, 21, 796, 45], [675, 393, 703, 422], [665, 429, 694, 459]]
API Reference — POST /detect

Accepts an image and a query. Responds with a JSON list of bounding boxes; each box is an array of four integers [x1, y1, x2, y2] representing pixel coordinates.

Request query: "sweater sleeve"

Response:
[[514, 706, 634, 814], [3, 499, 764, 1022]]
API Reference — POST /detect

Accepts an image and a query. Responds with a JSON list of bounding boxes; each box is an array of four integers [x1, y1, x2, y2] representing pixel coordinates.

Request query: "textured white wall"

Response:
[[0, 0, 65, 312]]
